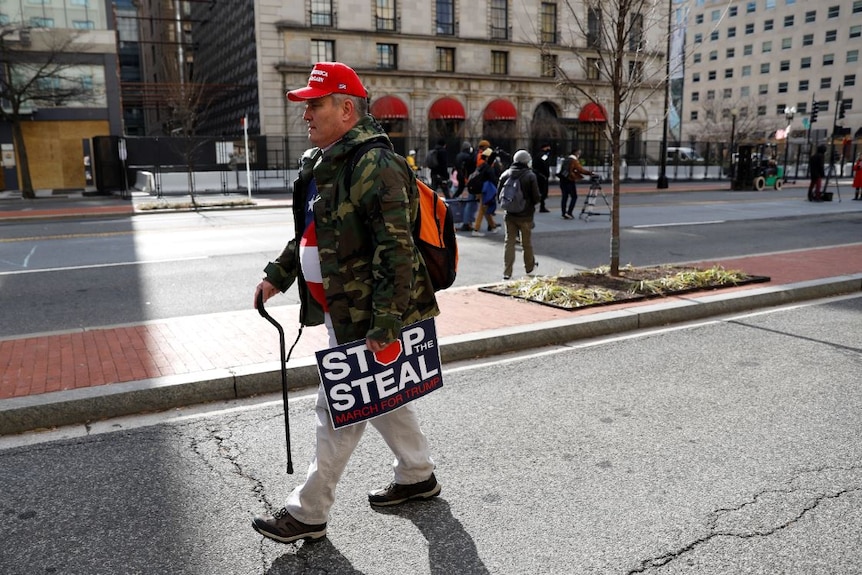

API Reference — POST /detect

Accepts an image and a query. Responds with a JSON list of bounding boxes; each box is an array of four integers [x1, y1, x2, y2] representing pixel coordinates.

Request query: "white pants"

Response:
[[284, 315, 436, 525]]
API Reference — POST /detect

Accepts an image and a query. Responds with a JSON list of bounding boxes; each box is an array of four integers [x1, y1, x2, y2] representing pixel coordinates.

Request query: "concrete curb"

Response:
[[2, 275, 860, 436]]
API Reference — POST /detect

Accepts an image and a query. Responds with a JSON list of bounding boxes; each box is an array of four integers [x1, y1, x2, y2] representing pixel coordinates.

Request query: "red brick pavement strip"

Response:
[[1, 244, 861, 401]]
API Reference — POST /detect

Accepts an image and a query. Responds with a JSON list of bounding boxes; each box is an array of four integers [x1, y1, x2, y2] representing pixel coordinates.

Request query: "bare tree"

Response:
[[0, 25, 95, 198], [546, 0, 672, 275], [695, 96, 783, 145]]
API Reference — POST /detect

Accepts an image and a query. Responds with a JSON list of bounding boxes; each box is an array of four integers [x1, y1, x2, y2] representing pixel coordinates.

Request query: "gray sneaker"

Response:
[[251, 508, 327, 544], [368, 473, 441, 507]]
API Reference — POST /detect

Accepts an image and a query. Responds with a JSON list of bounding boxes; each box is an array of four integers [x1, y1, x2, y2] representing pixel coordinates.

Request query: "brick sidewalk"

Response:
[[3, 244, 861, 401]]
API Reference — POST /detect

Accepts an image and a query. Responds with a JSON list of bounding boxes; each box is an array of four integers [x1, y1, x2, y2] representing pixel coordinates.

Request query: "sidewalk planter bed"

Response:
[[479, 265, 771, 311]]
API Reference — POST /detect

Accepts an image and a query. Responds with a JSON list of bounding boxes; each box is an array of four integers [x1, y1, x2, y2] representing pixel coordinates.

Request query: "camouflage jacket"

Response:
[[264, 115, 439, 345]]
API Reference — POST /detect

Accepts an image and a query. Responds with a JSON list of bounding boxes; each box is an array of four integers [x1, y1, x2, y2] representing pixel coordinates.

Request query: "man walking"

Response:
[[251, 61, 441, 544], [499, 150, 541, 280], [532, 143, 552, 213]]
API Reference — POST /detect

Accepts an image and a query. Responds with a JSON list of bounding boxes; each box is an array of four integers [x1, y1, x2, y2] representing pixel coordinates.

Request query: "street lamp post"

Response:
[[657, 0, 673, 189], [729, 108, 738, 189], [783, 106, 796, 183]]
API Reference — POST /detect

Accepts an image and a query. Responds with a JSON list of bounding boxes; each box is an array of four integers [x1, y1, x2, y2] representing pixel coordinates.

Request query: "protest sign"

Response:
[[315, 318, 443, 429]]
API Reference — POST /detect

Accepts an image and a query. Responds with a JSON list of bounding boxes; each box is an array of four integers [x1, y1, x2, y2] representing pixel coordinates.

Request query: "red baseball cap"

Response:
[[286, 62, 368, 102]]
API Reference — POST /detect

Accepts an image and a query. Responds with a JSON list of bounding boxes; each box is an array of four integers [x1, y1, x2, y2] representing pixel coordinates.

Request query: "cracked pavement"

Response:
[[1, 295, 861, 574]]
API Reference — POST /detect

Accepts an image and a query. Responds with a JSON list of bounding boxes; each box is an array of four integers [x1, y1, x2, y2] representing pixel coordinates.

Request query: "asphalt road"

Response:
[[1, 187, 860, 338], [1, 293, 860, 574]]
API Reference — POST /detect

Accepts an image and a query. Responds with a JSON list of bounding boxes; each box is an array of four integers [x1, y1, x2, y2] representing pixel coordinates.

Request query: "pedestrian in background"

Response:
[[532, 143, 552, 213], [471, 147, 502, 235], [499, 150, 541, 280], [429, 139, 451, 198], [406, 149, 420, 176], [251, 61, 441, 545], [852, 153, 862, 201], [808, 144, 827, 202], [558, 148, 594, 219]]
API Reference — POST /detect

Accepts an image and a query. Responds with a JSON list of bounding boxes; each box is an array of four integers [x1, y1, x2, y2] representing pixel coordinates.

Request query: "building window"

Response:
[[757, 105, 767, 116], [706, 89, 715, 100], [628, 60, 643, 81], [824, 54, 834, 65], [491, 50, 508, 75], [690, 111, 698, 121], [586, 57, 600, 80], [781, 38, 792, 50], [541, 53, 557, 78], [798, 102, 808, 114], [825, 30, 837, 42], [711, 9, 721, 21], [743, 44, 753, 56], [775, 104, 785, 115], [376, 0, 396, 32], [587, 6, 602, 48], [766, 0, 775, 7], [490, 0, 508, 40], [747, 2, 756, 13], [805, 10, 815, 23], [780, 60, 790, 71], [741, 86, 750, 97], [311, 39, 334, 62], [310, 0, 333, 26], [799, 79, 809, 91], [764, 19, 773, 31], [691, 91, 699, 102], [709, 50, 717, 61], [761, 62, 770, 74], [820, 77, 832, 89], [436, 0, 454, 35], [849, 50, 859, 63], [723, 88, 732, 98], [724, 68, 733, 78], [436, 47, 455, 72], [695, 14, 704, 24], [72, 20, 94, 29], [693, 53, 702, 63], [29, 16, 54, 27], [540, 3, 557, 44], [629, 13, 644, 51], [845, 74, 857, 87], [762, 41, 772, 53], [851, 25, 862, 39], [710, 30, 719, 41], [855, 1, 862, 14], [778, 82, 788, 93], [376, 43, 397, 69], [708, 70, 717, 80], [745, 23, 754, 35], [694, 33, 703, 43], [801, 56, 811, 69], [759, 84, 768, 95], [827, 5, 839, 18], [784, 15, 794, 26], [729, 6, 737, 16], [728, 26, 736, 38], [802, 34, 813, 46], [726, 48, 735, 58], [692, 72, 700, 82], [742, 65, 751, 76]]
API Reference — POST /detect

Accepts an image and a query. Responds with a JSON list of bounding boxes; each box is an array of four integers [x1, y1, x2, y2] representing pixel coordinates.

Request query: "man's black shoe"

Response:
[[251, 508, 327, 544], [368, 473, 441, 507]]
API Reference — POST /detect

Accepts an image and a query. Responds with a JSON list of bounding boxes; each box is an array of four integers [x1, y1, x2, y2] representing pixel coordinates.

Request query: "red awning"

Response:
[[483, 99, 517, 121], [578, 102, 607, 122], [428, 97, 466, 120], [370, 95, 408, 120]]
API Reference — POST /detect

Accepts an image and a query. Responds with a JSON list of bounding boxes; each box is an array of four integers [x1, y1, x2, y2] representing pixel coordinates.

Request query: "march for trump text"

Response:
[[315, 318, 443, 429]]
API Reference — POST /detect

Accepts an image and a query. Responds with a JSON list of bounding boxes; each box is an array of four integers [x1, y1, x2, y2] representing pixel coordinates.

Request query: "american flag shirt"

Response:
[[298, 178, 328, 311]]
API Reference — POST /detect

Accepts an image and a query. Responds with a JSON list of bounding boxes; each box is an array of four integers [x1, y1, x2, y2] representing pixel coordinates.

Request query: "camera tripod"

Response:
[[579, 175, 612, 221]]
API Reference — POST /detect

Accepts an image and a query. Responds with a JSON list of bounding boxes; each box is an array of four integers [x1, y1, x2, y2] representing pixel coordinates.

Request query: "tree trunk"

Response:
[[12, 121, 35, 199]]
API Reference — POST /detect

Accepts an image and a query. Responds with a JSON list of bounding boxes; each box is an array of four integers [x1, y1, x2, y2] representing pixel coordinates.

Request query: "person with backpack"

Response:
[[471, 147, 502, 235], [252, 62, 441, 545], [498, 149, 541, 280], [558, 148, 594, 219], [427, 139, 451, 198], [453, 141, 475, 198]]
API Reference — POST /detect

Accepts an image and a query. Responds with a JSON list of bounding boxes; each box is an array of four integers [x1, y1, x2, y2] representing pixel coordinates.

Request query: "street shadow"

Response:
[[265, 538, 364, 575], [373, 498, 490, 575]]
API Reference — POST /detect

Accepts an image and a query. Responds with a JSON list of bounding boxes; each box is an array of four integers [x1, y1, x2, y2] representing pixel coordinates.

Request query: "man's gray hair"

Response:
[[334, 94, 369, 118]]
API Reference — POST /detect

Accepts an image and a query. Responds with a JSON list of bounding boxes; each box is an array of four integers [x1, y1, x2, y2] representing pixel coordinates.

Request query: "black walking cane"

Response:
[[256, 290, 299, 474]]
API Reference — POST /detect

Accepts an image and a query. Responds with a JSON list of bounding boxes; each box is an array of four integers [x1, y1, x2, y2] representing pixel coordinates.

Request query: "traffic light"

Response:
[[838, 100, 846, 120], [811, 101, 819, 123]]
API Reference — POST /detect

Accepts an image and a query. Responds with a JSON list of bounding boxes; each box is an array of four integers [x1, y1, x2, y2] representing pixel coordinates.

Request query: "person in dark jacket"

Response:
[[808, 144, 827, 201], [252, 62, 441, 545], [429, 139, 451, 198], [453, 140, 475, 198], [532, 143, 552, 212], [499, 149, 541, 279]]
